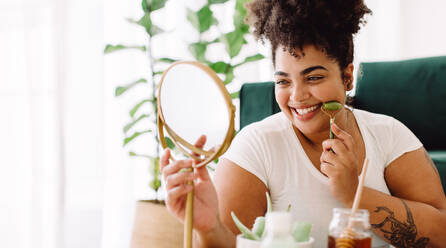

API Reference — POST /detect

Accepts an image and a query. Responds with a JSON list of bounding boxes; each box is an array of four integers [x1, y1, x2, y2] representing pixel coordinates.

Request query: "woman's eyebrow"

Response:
[[274, 66, 327, 77], [274, 71, 289, 77], [300, 65, 327, 75]]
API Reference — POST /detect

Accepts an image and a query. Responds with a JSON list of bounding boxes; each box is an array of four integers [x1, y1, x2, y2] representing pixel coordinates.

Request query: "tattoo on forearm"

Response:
[[424, 149, 440, 176], [371, 200, 429, 247]]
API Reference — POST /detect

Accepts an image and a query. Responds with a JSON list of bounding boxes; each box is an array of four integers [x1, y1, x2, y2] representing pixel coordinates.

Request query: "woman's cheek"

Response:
[[275, 89, 289, 108]]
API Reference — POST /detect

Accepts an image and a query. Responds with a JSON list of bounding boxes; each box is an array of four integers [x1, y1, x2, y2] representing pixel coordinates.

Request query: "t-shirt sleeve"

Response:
[[221, 125, 269, 187], [386, 117, 423, 166]]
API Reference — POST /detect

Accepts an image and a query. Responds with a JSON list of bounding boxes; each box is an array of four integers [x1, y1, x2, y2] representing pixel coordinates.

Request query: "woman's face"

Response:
[[274, 44, 352, 136]]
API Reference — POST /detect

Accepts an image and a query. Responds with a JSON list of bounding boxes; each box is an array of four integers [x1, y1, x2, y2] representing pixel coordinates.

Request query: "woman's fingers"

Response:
[[320, 162, 335, 177], [165, 172, 197, 190], [166, 184, 194, 206], [322, 138, 348, 155], [195, 164, 211, 181], [331, 123, 354, 150], [193, 134, 207, 151], [321, 138, 357, 171], [162, 159, 193, 180], [160, 148, 171, 171], [320, 149, 337, 163]]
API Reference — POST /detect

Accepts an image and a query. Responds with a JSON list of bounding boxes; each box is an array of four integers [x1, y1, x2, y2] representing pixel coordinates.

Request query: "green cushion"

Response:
[[354, 56, 446, 150], [429, 151, 446, 193], [240, 82, 280, 129]]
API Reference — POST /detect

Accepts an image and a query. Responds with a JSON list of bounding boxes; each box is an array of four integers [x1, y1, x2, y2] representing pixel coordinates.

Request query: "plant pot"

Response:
[[236, 235, 315, 248], [131, 200, 183, 248]]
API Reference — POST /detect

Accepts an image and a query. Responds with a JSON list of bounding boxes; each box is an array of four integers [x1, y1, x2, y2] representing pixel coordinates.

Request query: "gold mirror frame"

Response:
[[157, 60, 236, 167]]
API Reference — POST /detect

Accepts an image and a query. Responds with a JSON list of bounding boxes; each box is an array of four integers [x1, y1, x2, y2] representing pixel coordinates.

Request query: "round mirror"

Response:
[[157, 61, 236, 168]]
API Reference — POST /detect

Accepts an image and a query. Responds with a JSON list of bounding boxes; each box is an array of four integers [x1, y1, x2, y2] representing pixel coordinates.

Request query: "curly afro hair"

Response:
[[245, 0, 371, 72]]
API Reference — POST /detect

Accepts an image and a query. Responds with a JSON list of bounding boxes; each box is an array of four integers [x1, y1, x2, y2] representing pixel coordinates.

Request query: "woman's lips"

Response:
[[290, 104, 321, 121]]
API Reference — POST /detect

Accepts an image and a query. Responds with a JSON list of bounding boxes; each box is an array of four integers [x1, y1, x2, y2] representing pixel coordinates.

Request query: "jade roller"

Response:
[[321, 101, 343, 139]]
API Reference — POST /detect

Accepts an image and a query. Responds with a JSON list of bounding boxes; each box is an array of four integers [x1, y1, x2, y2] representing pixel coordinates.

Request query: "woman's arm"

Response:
[[322, 124, 446, 247], [359, 147, 446, 248], [193, 215, 236, 248], [192, 158, 268, 247], [215, 158, 269, 236]]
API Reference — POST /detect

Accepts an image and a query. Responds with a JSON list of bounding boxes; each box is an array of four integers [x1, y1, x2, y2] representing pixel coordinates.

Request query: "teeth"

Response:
[[295, 105, 318, 115]]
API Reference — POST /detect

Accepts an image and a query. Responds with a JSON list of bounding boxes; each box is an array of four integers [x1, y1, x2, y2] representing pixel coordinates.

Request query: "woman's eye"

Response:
[[307, 76, 323, 81], [275, 80, 289, 85]]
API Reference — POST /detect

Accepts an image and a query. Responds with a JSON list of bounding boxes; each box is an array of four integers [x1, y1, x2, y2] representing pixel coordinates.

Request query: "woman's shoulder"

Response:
[[352, 108, 399, 128]]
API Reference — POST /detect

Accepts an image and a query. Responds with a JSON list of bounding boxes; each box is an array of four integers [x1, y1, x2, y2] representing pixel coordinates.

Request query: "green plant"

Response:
[[231, 192, 312, 242], [104, 0, 265, 199]]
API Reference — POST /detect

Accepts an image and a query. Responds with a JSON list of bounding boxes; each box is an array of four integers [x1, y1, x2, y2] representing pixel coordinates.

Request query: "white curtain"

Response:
[[1, 0, 446, 248], [0, 0, 105, 247]]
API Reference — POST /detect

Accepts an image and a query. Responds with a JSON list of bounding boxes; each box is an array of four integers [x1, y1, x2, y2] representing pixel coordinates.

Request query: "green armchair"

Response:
[[239, 56, 446, 191]]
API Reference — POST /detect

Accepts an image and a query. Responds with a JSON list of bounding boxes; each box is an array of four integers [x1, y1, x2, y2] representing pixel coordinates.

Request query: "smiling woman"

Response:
[[159, 0, 446, 248]]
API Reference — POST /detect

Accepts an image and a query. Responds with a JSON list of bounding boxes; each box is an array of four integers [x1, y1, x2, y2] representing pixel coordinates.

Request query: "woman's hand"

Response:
[[160, 135, 219, 233], [320, 123, 361, 206]]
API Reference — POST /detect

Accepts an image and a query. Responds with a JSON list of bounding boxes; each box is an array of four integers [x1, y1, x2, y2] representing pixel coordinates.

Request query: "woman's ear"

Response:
[[343, 63, 354, 91]]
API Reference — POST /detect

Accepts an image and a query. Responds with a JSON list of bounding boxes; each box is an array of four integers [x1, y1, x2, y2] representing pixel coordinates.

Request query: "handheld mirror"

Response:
[[157, 61, 236, 248]]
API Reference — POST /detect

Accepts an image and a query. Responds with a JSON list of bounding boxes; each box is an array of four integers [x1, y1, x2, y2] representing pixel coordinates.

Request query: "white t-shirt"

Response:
[[221, 109, 422, 248]]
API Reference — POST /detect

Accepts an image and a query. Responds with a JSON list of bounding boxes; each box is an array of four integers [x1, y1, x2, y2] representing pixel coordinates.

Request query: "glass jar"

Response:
[[327, 208, 372, 248]]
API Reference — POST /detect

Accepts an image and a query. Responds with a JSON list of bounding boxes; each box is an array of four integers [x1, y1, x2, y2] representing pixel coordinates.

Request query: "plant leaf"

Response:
[[149, 178, 161, 191], [188, 42, 207, 62], [230, 91, 239, 99], [130, 99, 152, 117], [187, 6, 216, 33], [266, 191, 272, 214], [149, 157, 162, 191], [149, 24, 164, 36], [137, 13, 152, 35], [115, 78, 148, 97], [148, 0, 167, 12], [141, 0, 149, 13], [123, 130, 152, 146], [291, 222, 312, 242], [223, 67, 234, 85], [231, 212, 260, 240], [197, 5, 215, 33], [123, 114, 149, 133], [220, 30, 245, 58], [156, 57, 177, 63], [129, 151, 155, 160], [165, 136, 175, 149], [104, 44, 146, 54], [252, 216, 266, 238], [234, 0, 250, 29], [242, 53, 265, 64], [208, 0, 229, 4], [209, 61, 230, 73], [186, 8, 200, 31]]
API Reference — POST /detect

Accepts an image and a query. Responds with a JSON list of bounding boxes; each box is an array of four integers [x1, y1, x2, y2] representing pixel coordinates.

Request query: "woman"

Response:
[[160, 0, 446, 247]]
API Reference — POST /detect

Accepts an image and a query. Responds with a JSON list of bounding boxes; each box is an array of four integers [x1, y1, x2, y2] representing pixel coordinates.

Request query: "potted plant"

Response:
[[104, 0, 265, 247], [232, 193, 314, 248]]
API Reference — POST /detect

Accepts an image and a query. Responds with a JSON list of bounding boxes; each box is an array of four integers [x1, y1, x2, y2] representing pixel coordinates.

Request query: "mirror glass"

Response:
[[159, 63, 230, 152]]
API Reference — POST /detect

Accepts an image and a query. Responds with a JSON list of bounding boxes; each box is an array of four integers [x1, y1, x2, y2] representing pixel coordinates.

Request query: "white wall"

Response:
[[400, 0, 446, 59], [356, 0, 446, 63]]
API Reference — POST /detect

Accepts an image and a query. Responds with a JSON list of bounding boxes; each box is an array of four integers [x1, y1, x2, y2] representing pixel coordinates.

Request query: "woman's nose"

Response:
[[290, 82, 310, 101]]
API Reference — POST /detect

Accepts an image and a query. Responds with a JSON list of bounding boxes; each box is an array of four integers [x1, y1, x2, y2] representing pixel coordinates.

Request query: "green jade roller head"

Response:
[[321, 101, 343, 139]]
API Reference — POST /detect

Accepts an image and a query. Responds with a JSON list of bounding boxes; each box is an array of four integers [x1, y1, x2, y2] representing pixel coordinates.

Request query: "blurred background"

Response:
[[1, 0, 445, 247]]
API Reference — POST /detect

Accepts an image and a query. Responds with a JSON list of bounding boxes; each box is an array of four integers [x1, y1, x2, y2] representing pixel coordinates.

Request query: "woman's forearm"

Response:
[[193, 216, 236, 248], [356, 187, 446, 248]]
